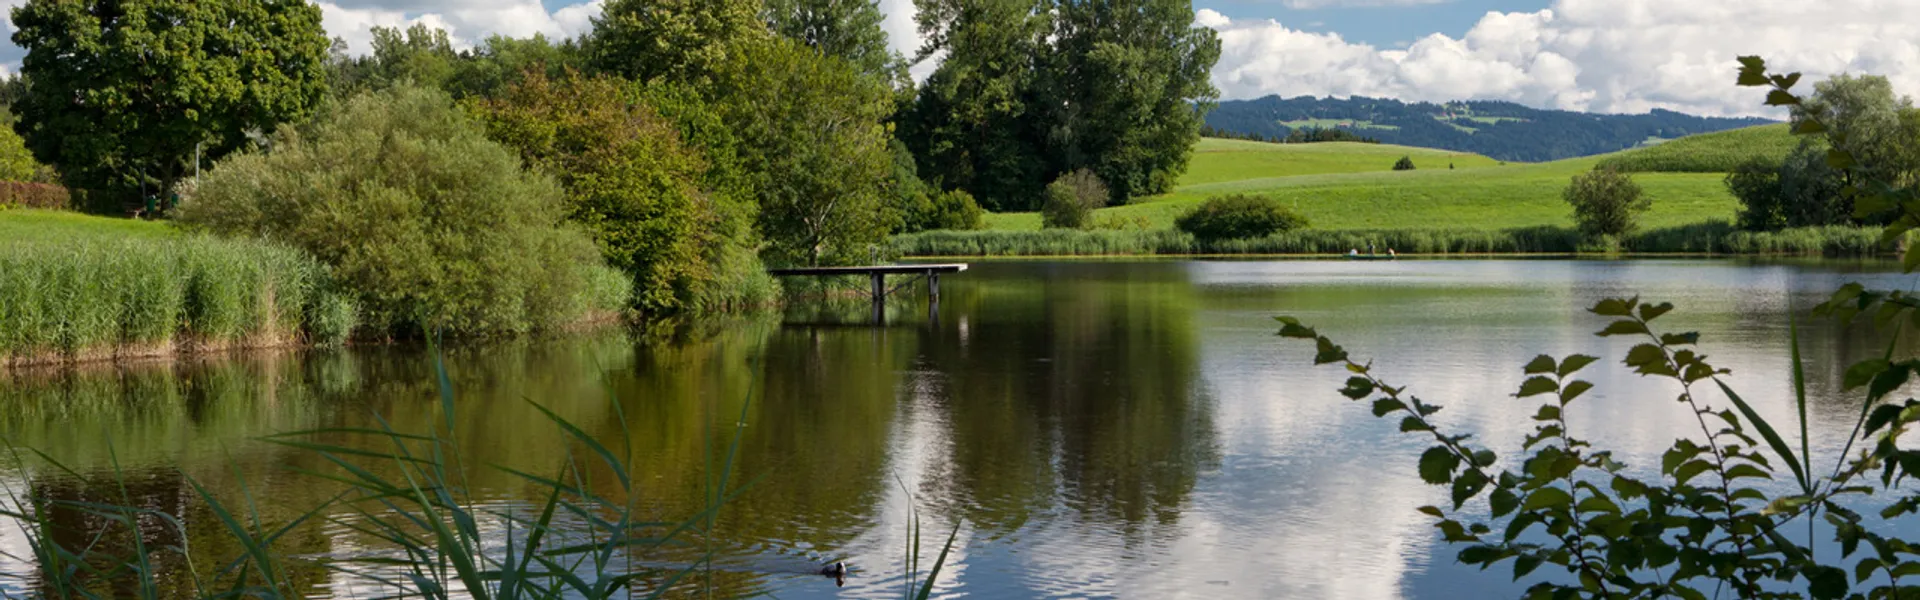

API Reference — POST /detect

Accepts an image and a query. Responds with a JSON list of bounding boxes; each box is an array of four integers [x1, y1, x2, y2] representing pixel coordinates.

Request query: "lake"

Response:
[[0, 259, 1911, 599]]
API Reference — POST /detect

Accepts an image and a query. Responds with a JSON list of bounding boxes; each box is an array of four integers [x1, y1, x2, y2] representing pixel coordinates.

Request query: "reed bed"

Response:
[[0, 236, 357, 366]]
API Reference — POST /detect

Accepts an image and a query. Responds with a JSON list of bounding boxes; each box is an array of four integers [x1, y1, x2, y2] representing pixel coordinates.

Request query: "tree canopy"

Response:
[[588, 0, 766, 86], [764, 0, 902, 82], [10, 0, 330, 207]]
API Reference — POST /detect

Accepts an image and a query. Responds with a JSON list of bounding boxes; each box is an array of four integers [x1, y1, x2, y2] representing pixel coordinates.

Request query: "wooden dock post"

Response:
[[765, 263, 969, 324]]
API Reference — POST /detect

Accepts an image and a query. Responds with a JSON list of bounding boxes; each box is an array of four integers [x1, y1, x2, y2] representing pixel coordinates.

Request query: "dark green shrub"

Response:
[[1175, 194, 1308, 243], [1041, 169, 1107, 229], [1564, 166, 1649, 238], [179, 83, 629, 337], [1392, 156, 1415, 171]]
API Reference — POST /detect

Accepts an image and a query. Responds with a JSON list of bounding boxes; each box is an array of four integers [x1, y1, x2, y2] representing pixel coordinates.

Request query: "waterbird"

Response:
[[821, 561, 847, 586]]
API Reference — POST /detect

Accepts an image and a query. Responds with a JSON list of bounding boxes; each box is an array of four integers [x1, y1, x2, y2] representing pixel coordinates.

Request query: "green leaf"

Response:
[[1673, 459, 1713, 485], [1637, 303, 1673, 322], [1792, 119, 1827, 135], [1419, 447, 1459, 485], [1844, 359, 1891, 391], [1521, 487, 1573, 511], [1598, 320, 1649, 337], [1735, 56, 1768, 86], [1512, 554, 1542, 580], [1763, 495, 1812, 517], [1401, 416, 1432, 433], [1556, 355, 1598, 377], [1343, 377, 1377, 400], [1472, 449, 1496, 468], [1575, 495, 1620, 515], [1490, 488, 1520, 518], [1516, 376, 1558, 398], [1533, 405, 1561, 422], [1714, 379, 1809, 493], [1808, 565, 1848, 600], [1624, 344, 1665, 368], [1451, 469, 1488, 510], [1856, 558, 1884, 583], [1371, 397, 1405, 417], [1765, 89, 1800, 107], [1561, 381, 1593, 403], [1723, 464, 1771, 480], [1869, 364, 1912, 402], [1590, 297, 1635, 316], [1275, 316, 1316, 338], [1458, 544, 1501, 566], [1523, 355, 1557, 375], [1660, 332, 1700, 346]]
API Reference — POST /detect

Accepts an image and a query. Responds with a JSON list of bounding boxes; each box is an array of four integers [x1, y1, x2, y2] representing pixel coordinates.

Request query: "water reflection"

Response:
[[0, 259, 1911, 598]]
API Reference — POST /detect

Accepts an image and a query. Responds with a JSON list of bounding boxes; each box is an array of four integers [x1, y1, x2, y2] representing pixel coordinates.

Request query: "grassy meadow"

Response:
[[979, 125, 1798, 236]]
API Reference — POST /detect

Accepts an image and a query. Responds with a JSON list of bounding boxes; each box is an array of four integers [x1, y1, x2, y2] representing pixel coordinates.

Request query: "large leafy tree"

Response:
[[1795, 74, 1920, 191], [764, 0, 901, 82], [11, 0, 329, 208], [900, 0, 1050, 211], [587, 0, 766, 85], [1044, 0, 1219, 203], [718, 38, 893, 266], [478, 70, 751, 313]]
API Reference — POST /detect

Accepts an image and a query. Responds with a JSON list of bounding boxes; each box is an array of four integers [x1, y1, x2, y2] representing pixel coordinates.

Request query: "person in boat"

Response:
[[1349, 248, 1358, 256], [1388, 248, 1397, 257], [821, 561, 847, 586]]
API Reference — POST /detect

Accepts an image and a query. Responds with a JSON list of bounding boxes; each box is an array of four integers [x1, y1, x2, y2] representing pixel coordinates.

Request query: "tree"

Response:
[[11, 0, 330, 210], [1563, 166, 1649, 239], [478, 69, 755, 313], [717, 38, 894, 266], [1796, 74, 1920, 191], [178, 84, 623, 336], [1727, 158, 1785, 231], [1176, 194, 1307, 243], [764, 0, 902, 82], [900, 0, 1051, 211], [1042, 0, 1220, 204], [1776, 143, 1851, 226], [588, 0, 766, 86], [1040, 168, 1107, 229], [1393, 156, 1416, 171]]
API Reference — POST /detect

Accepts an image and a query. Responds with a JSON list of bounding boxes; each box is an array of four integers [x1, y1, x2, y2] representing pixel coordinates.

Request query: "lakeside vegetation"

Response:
[[0, 211, 358, 365]]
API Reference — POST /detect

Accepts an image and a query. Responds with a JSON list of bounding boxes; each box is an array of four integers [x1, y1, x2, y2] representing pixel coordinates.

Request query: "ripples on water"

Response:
[[0, 259, 1912, 599]]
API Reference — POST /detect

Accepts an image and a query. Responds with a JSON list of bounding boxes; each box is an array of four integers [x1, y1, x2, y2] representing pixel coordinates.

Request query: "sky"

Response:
[[0, 0, 1915, 118]]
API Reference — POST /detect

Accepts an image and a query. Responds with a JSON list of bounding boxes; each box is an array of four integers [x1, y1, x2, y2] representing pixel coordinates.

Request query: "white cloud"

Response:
[[1201, 0, 1920, 117], [316, 0, 599, 56]]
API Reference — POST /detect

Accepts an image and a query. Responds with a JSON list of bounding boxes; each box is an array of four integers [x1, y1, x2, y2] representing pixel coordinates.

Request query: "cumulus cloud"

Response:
[[1200, 1, 1920, 117], [316, 0, 599, 56]]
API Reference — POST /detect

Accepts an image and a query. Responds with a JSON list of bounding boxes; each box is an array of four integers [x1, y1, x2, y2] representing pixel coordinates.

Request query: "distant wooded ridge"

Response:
[[1203, 95, 1776, 162]]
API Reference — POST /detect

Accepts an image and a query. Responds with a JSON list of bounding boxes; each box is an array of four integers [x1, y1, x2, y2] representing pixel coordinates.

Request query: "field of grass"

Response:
[[1180, 137, 1503, 185], [1596, 124, 1799, 173], [0, 208, 180, 241]]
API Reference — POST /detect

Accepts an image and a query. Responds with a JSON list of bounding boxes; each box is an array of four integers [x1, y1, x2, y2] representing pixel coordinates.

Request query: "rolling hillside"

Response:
[[1205, 95, 1775, 162], [983, 126, 1800, 232]]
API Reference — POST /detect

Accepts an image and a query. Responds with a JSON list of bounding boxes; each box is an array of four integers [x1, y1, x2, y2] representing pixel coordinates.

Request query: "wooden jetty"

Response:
[[767, 263, 969, 322]]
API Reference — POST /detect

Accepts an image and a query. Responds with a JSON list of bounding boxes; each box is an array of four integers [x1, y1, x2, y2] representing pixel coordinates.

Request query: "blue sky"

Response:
[[1, 0, 1913, 118], [1194, 0, 1547, 49]]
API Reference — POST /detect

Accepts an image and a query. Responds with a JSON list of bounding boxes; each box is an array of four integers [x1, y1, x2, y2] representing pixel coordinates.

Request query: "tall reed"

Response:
[[0, 236, 356, 365]]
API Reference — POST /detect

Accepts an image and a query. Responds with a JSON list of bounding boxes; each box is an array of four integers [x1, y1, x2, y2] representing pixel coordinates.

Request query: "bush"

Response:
[[1175, 194, 1308, 243], [0, 181, 70, 210], [907, 188, 985, 232], [1040, 169, 1108, 229], [178, 84, 620, 337], [1564, 166, 1649, 238], [1727, 158, 1785, 231], [1392, 156, 1415, 171]]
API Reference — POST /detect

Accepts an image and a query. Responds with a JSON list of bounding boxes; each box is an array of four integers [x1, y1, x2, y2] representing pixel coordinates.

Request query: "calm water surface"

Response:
[[2, 259, 1915, 599]]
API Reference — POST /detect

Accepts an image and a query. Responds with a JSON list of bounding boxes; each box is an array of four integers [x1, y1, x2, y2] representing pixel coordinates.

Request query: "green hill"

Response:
[[1595, 124, 1800, 173], [1179, 138, 1501, 185], [982, 134, 1742, 232]]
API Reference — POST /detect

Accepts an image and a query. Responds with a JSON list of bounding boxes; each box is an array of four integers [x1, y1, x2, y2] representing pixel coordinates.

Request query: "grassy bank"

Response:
[[980, 126, 1800, 234], [0, 233, 358, 366], [892, 223, 1903, 258]]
